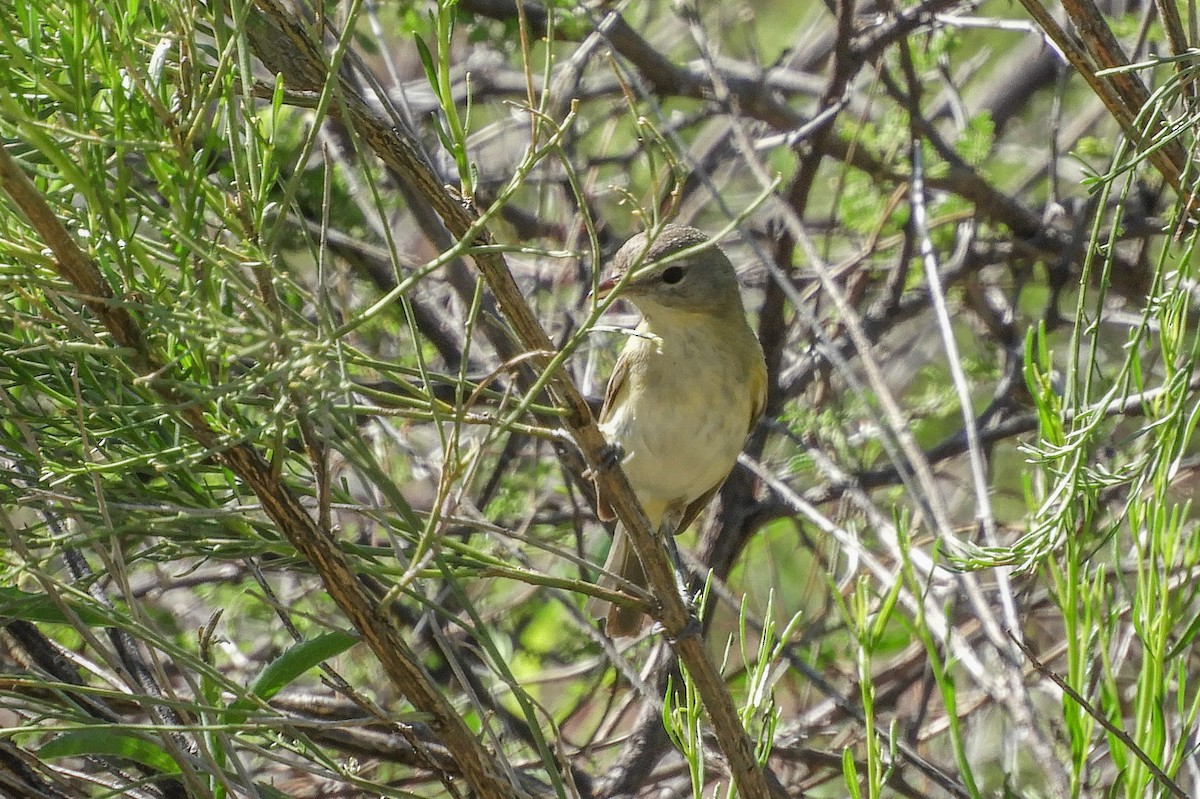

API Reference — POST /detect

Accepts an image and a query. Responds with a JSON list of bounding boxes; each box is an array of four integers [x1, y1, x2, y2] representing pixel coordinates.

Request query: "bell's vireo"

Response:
[[590, 224, 767, 637]]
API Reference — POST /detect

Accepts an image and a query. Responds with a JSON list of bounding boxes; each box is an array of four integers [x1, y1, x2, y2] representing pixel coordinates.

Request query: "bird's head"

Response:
[[596, 224, 744, 318]]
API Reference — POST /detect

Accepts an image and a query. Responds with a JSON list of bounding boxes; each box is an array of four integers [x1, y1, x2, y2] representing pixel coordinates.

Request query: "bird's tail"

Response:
[[589, 526, 647, 637]]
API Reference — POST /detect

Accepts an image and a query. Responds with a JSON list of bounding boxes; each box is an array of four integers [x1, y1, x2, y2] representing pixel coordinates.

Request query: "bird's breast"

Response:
[[599, 322, 759, 514]]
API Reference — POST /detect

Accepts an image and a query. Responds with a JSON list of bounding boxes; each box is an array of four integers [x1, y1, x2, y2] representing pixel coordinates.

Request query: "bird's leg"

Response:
[[657, 511, 693, 613]]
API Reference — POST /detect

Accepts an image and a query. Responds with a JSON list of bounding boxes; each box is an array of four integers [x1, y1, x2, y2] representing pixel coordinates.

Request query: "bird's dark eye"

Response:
[[661, 266, 685, 285]]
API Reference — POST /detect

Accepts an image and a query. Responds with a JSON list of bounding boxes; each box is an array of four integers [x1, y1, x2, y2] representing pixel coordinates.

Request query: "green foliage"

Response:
[[40, 730, 182, 774], [957, 112, 995, 167]]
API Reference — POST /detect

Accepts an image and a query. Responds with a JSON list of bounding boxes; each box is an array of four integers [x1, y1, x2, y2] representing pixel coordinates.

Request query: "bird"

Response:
[[590, 224, 768, 637]]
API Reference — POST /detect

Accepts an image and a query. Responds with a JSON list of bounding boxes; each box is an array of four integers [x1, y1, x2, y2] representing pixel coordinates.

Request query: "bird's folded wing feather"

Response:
[[593, 347, 633, 523]]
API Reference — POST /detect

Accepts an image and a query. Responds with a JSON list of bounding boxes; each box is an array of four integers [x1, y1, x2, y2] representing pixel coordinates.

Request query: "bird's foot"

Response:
[[598, 442, 624, 470], [667, 617, 703, 644], [583, 443, 624, 480]]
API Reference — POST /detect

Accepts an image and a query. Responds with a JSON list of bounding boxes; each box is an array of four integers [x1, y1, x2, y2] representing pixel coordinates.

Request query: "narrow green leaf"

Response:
[[0, 587, 109, 626], [842, 747, 861, 799], [413, 32, 438, 100], [39, 730, 180, 774], [226, 630, 358, 721]]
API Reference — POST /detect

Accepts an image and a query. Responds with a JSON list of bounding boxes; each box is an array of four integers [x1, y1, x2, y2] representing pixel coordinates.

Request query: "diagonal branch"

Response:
[[0, 136, 520, 799], [240, 2, 785, 796], [1015, 0, 1187, 193]]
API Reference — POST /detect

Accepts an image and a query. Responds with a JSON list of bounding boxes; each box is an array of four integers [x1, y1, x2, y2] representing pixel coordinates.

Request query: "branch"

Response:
[[0, 127, 519, 799], [239, 3, 786, 796], [1014, 0, 1188, 193], [1009, 632, 1189, 799]]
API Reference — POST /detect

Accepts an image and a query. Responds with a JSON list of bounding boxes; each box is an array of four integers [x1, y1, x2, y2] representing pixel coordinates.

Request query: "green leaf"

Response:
[[842, 747, 861, 799], [957, 111, 994, 166], [413, 32, 439, 101], [39, 730, 180, 774], [226, 630, 358, 722], [0, 587, 110, 626]]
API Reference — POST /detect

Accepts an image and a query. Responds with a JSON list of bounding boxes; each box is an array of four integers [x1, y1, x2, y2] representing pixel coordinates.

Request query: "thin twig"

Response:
[[1009, 631, 1189, 799]]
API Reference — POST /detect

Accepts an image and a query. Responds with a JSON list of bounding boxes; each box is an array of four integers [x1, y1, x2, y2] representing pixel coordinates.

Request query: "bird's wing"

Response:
[[672, 483, 722, 538], [599, 345, 632, 424], [593, 346, 634, 523], [747, 351, 769, 432]]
